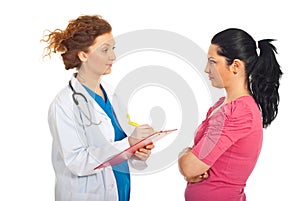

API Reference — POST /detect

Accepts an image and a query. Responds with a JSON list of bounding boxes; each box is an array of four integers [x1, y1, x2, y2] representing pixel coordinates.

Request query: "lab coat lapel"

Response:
[[101, 80, 134, 136]]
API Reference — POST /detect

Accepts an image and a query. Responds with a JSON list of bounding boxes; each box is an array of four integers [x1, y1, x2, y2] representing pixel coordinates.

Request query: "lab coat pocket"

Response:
[[70, 174, 105, 201]]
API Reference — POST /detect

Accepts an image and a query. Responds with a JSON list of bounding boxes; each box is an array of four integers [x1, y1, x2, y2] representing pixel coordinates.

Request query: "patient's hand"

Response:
[[185, 172, 209, 183]]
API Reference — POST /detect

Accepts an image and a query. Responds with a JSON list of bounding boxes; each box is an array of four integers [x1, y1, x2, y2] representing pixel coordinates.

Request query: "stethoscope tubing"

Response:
[[68, 80, 102, 126]]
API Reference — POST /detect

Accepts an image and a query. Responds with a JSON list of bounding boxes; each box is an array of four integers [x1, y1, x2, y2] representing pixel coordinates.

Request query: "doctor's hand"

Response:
[[128, 124, 154, 146], [134, 143, 155, 161]]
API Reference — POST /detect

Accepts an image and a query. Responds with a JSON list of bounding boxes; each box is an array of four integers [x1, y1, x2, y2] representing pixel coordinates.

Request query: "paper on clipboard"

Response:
[[94, 129, 177, 170]]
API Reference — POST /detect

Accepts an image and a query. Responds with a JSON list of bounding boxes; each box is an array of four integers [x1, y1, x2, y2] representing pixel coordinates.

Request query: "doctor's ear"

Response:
[[230, 59, 244, 75], [78, 51, 88, 62]]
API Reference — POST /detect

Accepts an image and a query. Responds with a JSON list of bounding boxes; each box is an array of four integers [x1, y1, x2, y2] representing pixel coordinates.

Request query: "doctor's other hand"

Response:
[[134, 143, 155, 161], [128, 124, 154, 146]]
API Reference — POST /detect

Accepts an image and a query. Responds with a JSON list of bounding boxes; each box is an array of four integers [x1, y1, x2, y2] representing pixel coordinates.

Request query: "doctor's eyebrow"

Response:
[[92, 42, 116, 52], [102, 42, 115, 46], [95, 43, 116, 50]]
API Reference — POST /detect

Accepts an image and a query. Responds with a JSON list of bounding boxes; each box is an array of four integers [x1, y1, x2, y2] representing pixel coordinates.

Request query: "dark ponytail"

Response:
[[211, 28, 283, 128], [251, 39, 283, 127]]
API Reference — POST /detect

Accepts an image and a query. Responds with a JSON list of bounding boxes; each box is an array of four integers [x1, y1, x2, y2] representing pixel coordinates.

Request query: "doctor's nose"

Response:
[[110, 51, 116, 61]]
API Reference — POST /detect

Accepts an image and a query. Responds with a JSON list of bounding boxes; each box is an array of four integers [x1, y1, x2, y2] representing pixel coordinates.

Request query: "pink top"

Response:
[[185, 96, 263, 201]]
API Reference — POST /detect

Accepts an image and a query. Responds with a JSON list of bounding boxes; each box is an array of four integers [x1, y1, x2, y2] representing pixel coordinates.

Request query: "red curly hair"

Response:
[[42, 15, 112, 70]]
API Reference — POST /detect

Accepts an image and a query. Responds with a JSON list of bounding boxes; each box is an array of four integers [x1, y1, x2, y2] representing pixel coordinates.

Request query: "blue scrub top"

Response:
[[83, 84, 130, 201]]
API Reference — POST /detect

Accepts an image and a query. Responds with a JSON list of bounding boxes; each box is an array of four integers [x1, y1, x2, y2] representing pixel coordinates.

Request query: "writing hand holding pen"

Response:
[[127, 114, 155, 161]]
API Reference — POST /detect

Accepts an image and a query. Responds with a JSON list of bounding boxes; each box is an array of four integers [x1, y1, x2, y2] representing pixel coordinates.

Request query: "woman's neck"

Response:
[[224, 85, 251, 103], [76, 70, 105, 100]]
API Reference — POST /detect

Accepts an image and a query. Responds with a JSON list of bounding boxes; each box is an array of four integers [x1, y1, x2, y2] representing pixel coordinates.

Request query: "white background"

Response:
[[1, 0, 299, 200]]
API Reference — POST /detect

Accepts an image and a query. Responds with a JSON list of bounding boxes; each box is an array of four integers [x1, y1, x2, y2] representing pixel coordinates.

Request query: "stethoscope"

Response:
[[69, 80, 141, 128], [69, 80, 102, 126]]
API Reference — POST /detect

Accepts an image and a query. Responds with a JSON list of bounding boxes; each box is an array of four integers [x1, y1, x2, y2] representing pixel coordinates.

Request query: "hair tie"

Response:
[[256, 40, 260, 56], [256, 41, 259, 49]]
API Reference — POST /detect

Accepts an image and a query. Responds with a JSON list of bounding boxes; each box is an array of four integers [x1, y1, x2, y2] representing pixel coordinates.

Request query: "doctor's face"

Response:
[[82, 33, 116, 76]]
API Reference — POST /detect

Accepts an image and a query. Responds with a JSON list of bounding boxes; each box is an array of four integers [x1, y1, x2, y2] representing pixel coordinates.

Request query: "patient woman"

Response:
[[178, 28, 282, 201]]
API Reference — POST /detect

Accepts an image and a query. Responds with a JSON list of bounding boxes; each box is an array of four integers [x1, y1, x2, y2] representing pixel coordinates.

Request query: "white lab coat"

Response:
[[48, 75, 146, 201]]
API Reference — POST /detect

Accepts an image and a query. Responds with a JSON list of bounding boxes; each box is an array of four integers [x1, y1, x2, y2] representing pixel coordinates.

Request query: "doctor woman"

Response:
[[42, 15, 154, 201]]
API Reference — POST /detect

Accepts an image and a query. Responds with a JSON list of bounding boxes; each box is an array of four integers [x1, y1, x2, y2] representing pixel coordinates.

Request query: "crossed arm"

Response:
[[178, 147, 211, 183]]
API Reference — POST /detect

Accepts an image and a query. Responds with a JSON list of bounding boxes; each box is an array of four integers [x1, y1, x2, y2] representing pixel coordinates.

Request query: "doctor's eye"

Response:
[[102, 48, 109, 53], [101, 46, 115, 54]]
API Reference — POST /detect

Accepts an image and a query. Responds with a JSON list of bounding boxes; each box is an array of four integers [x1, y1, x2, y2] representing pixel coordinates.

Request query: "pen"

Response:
[[126, 114, 158, 132], [126, 114, 140, 127]]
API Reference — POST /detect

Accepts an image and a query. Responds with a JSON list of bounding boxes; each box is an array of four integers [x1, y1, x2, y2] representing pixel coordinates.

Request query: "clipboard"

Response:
[[94, 129, 177, 170]]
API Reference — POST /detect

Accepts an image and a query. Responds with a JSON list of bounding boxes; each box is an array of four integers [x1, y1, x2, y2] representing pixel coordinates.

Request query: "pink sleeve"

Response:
[[191, 100, 253, 166]]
